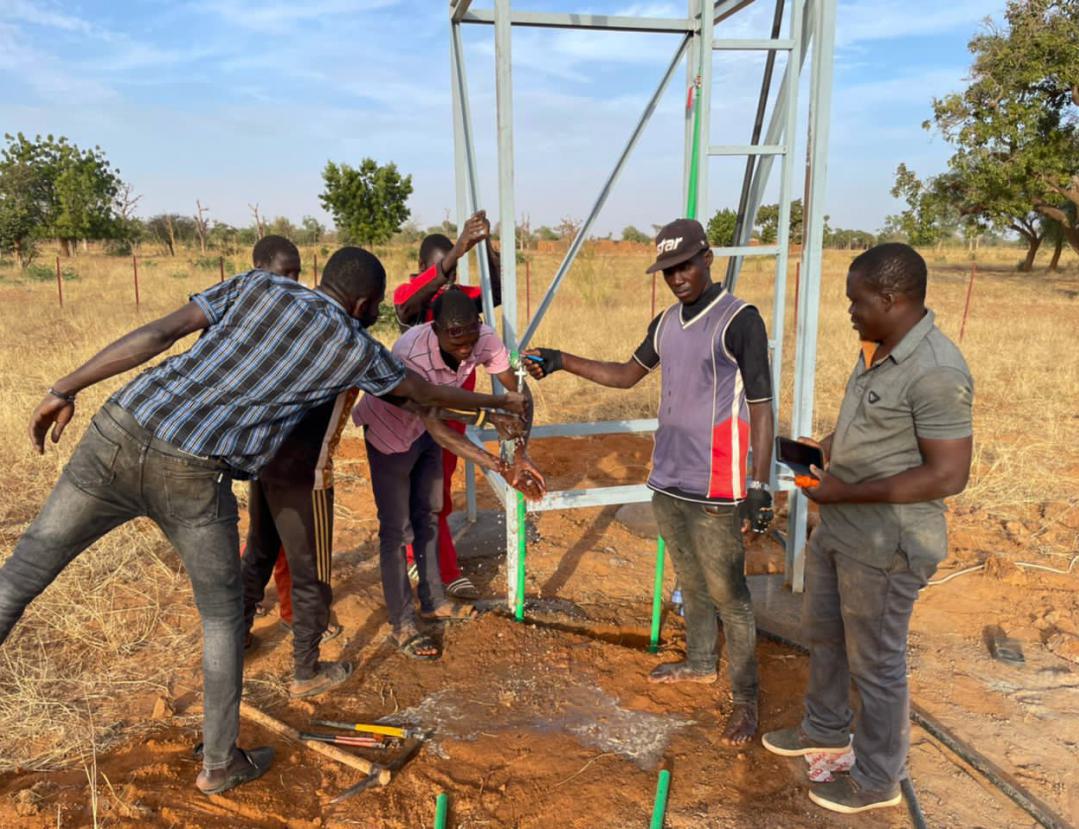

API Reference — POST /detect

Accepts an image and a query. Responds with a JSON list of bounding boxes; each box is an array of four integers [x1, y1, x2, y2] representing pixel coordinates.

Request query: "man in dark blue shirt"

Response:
[[0, 247, 526, 796]]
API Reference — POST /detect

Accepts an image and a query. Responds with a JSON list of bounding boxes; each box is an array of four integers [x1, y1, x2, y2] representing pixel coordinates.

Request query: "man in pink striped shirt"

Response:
[[353, 289, 540, 659]]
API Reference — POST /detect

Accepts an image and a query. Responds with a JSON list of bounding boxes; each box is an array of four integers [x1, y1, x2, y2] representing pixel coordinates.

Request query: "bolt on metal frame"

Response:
[[448, 0, 836, 604]]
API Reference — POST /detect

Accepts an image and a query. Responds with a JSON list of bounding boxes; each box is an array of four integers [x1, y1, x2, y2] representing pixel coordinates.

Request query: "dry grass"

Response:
[[0, 239, 1077, 771]]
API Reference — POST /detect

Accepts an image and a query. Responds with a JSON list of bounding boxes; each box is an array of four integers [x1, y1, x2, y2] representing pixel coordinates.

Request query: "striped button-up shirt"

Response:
[[353, 322, 509, 454], [112, 270, 405, 477]]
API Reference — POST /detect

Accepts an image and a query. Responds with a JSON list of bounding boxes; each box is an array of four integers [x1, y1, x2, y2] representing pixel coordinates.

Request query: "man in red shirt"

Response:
[[394, 211, 502, 601]]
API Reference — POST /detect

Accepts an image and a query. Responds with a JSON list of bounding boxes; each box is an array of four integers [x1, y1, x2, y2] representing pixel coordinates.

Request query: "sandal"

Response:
[[394, 629, 441, 661], [289, 660, 353, 699], [421, 602, 476, 623], [196, 746, 274, 795], [446, 577, 480, 601], [648, 660, 718, 685]]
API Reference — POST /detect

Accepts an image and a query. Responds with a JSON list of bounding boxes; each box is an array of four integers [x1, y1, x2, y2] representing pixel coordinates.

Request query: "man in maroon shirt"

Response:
[[393, 211, 503, 601]]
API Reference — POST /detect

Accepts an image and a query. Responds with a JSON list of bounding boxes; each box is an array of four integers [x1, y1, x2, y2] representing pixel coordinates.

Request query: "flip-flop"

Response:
[[420, 603, 476, 623], [446, 577, 480, 601], [289, 661, 354, 699], [196, 746, 274, 796], [395, 631, 441, 661]]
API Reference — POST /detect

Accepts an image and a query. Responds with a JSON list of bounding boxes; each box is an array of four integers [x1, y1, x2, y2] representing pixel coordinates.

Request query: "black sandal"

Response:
[[196, 746, 274, 796], [394, 628, 440, 661]]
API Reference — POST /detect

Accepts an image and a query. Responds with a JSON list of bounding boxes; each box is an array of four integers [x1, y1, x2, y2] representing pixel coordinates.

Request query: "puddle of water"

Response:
[[383, 676, 691, 769]]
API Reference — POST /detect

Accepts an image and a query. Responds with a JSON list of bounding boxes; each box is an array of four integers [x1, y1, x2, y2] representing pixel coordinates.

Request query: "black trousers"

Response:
[[241, 477, 334, 680]]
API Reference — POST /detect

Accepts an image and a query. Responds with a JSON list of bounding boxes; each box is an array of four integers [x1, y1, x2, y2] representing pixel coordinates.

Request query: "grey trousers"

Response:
[[0, 403, 242, 771], [800, 537, 931, 792], [652, 492, 759, 704]]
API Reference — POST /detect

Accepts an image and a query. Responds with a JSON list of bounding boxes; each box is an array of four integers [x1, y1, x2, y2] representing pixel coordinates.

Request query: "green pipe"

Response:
[[684, 36, 705, 222], [434, 792, 448, 829], [650, 769, 671, 829], [514, 491, 527, 621], [685, 80, 702, 220], [649, 536, 666, 653]]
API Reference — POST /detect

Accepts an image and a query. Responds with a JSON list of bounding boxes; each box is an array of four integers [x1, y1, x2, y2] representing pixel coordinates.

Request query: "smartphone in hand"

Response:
[[775, 437, 824, 487]]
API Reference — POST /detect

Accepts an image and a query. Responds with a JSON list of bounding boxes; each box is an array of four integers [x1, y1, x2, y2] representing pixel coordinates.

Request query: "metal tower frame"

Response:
[[448, 0, 836, 602]]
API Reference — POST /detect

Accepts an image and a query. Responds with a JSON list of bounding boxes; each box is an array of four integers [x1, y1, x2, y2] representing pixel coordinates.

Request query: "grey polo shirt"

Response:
[[814, 310, 973, 574]]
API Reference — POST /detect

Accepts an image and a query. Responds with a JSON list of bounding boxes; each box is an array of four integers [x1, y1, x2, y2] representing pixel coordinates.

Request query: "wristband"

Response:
[[48, 387, 77, 404]]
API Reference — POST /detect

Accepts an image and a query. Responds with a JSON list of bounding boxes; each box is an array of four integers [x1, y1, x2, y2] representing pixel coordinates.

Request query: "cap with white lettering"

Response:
[[645, 218, 710, 274]]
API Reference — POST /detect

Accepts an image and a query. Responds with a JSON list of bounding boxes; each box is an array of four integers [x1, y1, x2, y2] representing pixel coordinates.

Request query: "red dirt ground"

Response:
[[0, 435, 1075, 827]]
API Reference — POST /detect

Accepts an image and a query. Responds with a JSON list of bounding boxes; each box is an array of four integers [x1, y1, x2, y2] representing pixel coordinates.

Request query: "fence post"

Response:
[[651, 272, 657, 319], [313, 253, 318, 289], [959, 261, 976, 343], [219, 256, 225, 283], [133, 255, 140, 307], [55, 256, 63, 307]]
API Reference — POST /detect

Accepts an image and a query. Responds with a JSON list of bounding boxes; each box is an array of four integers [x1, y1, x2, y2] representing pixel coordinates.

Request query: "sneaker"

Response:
[[289, 660, 354, 699], [196, 746, 274, 795], [762, 726, 851, 757], [671, 587, 684, 618], [808, 774, 901, 814]]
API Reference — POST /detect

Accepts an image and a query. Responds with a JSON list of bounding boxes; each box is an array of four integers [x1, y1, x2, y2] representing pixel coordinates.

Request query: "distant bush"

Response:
[[193, 256, 237, 273], [170, 271, 190, 280], [26, 264, 77, 282]]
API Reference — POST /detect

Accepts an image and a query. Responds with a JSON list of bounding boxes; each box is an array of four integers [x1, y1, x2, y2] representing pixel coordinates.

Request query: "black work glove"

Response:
[[525, 348, 563, 379], [737, 488, 773, 534]]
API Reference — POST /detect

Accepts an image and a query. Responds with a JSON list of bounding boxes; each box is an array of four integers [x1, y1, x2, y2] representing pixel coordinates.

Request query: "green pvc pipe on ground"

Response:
[[514, 491, 526, 621], [434, 792, 448, 829], [649, 536, 666, 653], [650, 769, 671, 828]]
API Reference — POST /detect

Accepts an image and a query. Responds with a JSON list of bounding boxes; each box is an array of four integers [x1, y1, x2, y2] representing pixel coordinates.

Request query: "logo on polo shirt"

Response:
[[867, 390, 880, 404], [656, 236, 683, 254]]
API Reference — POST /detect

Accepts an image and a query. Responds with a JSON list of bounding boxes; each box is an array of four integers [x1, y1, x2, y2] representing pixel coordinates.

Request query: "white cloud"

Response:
[[0, 0, 95, 34], [836, 0, 998, 47], [189, 0, 403, 35]]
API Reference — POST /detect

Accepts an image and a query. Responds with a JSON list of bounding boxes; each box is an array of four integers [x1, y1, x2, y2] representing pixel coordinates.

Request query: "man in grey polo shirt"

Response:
[[763, 243, 973, 815]]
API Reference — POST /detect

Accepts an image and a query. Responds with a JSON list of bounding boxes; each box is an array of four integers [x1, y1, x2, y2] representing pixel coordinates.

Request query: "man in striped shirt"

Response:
[[1, 247, 526, 796], [525, 219, 775, 748]]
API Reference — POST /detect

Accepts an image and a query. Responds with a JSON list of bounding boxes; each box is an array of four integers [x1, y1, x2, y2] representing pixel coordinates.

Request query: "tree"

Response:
[[268, 216, 297, 239], [706, 208, 737, 246], [0, 154, 50, 268], [146, 214, 195, 256], [319, 158, 412, 246], [0, 133, 125, 261], [535, 225, 559, 242], [927, 1, 1079, 256], [884, 164, 961, 248], [754, 199, 803, 244], [300, 215, 325, 245], [194, 200, 210, 254], [621, 225, 650, 244]]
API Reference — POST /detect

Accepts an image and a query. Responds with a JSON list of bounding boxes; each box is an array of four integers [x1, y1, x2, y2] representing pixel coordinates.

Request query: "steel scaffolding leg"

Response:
[[787, 0, 836, 591]]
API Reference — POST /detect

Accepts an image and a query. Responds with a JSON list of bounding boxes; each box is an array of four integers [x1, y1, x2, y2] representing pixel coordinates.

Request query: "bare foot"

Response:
[[720, 702, 758, 747]]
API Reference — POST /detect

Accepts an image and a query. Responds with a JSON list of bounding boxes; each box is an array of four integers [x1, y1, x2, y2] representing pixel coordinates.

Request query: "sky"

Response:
[[0, 0, 1003, 236]]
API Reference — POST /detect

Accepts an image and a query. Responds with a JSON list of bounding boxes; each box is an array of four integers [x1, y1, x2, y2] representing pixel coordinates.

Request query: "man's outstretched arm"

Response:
[[384, 368, 526, 416], [522, 348, 648, 389], [30, 302, 210, 452]]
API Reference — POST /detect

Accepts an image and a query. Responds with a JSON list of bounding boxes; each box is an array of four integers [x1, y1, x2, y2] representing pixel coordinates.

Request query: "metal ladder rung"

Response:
[[712, 38, 795, 51], [708, 144, 785, 156]]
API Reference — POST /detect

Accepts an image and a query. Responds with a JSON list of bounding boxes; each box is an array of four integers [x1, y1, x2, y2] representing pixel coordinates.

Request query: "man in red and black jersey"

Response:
[[393, 211, 502, 601]]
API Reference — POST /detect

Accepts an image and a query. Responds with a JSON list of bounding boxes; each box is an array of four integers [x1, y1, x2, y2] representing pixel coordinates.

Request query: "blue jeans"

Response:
[[651, 492, 759, 704], [0, 403, 243, 772]]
